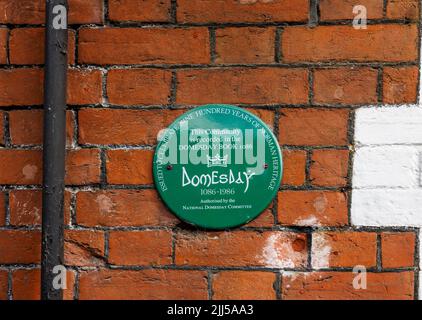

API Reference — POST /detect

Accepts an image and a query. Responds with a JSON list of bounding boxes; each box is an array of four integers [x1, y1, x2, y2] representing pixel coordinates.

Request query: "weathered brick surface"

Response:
[[0, 111, 3, 144], [78, 28, 210, 65], [65, 149, 101, 185], [278, 191, 348, 227], [282, 271, 414, 300], [0, 28, 7, 64], [319, 0, 384, 20], [281, 150, 306, 186], [9, 190, 71, 226], [0, 0, 103, 24], [9, 110, 74, 146], [76, 189, 177, 227], [0, 150, 42, 184], [109, 0, 171, 22], [12, 269, 75, 300], [0, 192, 4, 226], [383, 66, 419, 104], [177, 68, 309, 105], [107, 69, 172, 106], [313, 68, 378, 105], [0, 68, 102, 106], [68, 69, 103, 105], [175, 231, 308, 268], [9, 28, 76, 65], [106, 149, 154, 185], [79, 269, 208, 300], [279, 109, 350, 146], [310, 150, 350, 187], [79, 108, 184, 145], [212, 271, 276, 300], [0, 230, 40, 264], [65, 229, 106, 267], [311, 232, 377, 268], [386, 0, 419, 19], [282, 25, 418, 62], [215, 27, 276, 64], [381, 232, 416, 268], [109, 230, 173, 266], [177, 0, 309, 23], [0, 271, 7, 300], [0, 69, 43, 106]]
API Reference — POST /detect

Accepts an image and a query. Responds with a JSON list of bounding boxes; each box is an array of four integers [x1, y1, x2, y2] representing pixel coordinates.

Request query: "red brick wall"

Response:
[[0, 0, 420, 300]]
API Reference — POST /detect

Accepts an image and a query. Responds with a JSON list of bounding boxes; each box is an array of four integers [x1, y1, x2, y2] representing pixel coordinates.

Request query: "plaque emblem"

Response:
[[153, 104, 283, 229]]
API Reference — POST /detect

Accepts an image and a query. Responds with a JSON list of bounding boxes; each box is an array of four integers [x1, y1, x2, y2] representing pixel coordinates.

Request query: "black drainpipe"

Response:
[[41, 0, 68, 300]]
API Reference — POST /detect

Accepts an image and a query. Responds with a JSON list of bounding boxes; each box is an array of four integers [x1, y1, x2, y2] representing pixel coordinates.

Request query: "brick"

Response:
[[312, 232, 377, 268], [282, 271, 414, 300], [0, 270, 7, 300], [12, 269, 75, 300], [68, 0, 104, 24], [175, 231, 307, 268], [213, 271, 276, 300], [354, 107, 422, 145], [9, 110, 74, 146], [0, 192, 4, 226], [245, 205, 274, 228], [282, 25, 418, 62], [352, 189, 422, 226], [319, 0, 384, 20], [78, 28, 210, 65], [68, 69, 103, 105], [9, 190, 71, 226], [65, 149, 101, 185], [0, 150, 42, 184], [0, 68, 101, 107], [310, 149, 350, 187], [215, 27, 275, 64], [314, 68, 378, 105], [65, 230, 105, 267], [12, 269, 39, 300], [0, 69, 43, 106], [0, 0, 103, 24], [10, 190, 41, 226], [387, 0, 419, 19], [79, 108, 183, 146], [9, 28, 75, 65], [109, 230, 173, 266], [107, 69, 172, 106], [177, 0, 309, 23], [76, 189, 177, 227], [246, 108, 275, 129], [177, 68, 309, 105], [281, 150, 306, 186], [0, 111, 3, 144], [0, 28, 7, 64], [0, 230, 40, 264], [279, 109, 349, 146], [79, 269, 208, 299], [353, 146, 419, 188], [278, 191, 348, 227], [383, 66, 418, 104], [382, 232, 416, 268], [109, 0, 171, 22], [106, 150, 154, 185]]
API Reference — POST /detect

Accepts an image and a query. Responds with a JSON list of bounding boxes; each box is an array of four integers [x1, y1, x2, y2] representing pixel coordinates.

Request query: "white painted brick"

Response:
[[420, 272, 422, 300], [355, 106, 422, 145], [420, 230, 422, 270], [351, 189, 422, 227], [353, 146, 420, 188]]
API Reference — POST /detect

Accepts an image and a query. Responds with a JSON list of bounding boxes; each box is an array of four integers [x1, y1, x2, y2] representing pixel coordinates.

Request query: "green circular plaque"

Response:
[[153, 104, 283, 229]]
